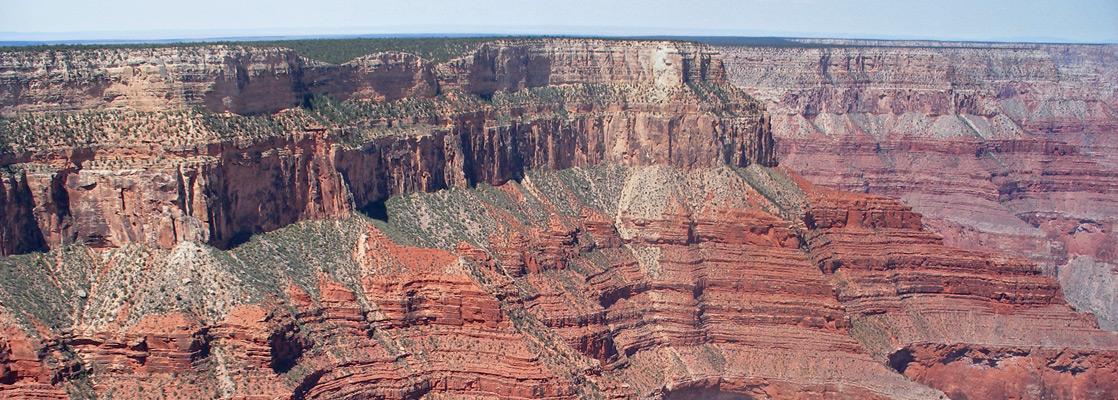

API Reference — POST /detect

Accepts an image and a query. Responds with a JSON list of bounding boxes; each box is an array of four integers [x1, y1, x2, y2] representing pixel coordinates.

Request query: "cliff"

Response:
[[2, 164, 1116, 399], [720, 42, 1118, 330], [1, 38, 1116, 399], [0, 39, 727, 116], [0, 39, 774, 254]]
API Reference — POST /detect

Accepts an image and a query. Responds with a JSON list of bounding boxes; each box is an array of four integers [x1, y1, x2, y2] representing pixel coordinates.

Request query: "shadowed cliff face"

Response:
[[0, 39, 774, 255], [721, 43, 1118, 331]]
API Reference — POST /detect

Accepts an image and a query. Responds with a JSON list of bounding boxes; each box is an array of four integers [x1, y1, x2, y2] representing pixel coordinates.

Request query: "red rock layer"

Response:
[[4, 165, 1118, 398], [0, 223, 587, 399], [720, 43, 1118, 329], [794, 173, 1118, 399], [415, 166, 944, 399], [71, 314, 208, 374], [0, 39, 774, 256], [260, 229, 581, 400], [894, 344, 1118, 400], [66, 314, 219, 399], [0, 326, 70, 399], [0, 38, 1114, 400], [2, 135, 351, 252]]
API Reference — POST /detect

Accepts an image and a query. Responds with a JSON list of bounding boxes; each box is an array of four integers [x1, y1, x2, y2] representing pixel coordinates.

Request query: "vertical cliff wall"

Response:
[[0, 39, 773, 254]]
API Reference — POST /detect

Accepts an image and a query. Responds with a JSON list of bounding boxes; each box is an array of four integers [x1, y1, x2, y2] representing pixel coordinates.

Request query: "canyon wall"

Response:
[[0, 39, 726, 116], [0, 39, 773, 254], [720, 42, 1118, 329], [2, 164, 1116, 399], [1, 38, 1116, 399]]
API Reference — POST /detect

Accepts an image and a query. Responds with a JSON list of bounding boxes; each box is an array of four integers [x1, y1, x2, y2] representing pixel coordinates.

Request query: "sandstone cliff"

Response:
[[720, 42, 1118, 330], [0, 39, 773, 255]]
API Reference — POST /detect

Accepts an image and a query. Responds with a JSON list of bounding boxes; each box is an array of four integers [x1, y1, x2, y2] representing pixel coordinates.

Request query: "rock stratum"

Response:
[[0, 39, 772, 254], [0, 38, 1114, 400], [720, 41, 1118, 331]]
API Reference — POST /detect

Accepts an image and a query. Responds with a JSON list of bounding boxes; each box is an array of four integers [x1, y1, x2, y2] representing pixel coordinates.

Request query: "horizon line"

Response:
[[3, 34, 1116, 48], [2, 26, 1115, 46]]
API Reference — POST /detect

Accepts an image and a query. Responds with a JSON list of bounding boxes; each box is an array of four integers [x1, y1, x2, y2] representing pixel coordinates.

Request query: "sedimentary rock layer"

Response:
[[2, 38, 1115, 400], [3, 165, 1116, 399], [794, 176, 1118, 398], [0, 39, 773, 255], [720, 42, 1118, 329], [0, 39, 727, 116]]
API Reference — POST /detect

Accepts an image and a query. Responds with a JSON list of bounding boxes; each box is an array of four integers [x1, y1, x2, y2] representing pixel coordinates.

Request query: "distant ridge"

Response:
[[0, 32, 506, 48], [639, 36, 1118, 48], [3, 32, 1115, 50]]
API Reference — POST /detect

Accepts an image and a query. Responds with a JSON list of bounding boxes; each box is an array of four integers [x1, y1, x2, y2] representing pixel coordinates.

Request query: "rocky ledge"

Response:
[[0, 39, 773, 255]]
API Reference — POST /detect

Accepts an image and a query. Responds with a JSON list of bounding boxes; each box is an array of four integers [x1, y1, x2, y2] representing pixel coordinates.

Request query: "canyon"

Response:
[[0, 37, 1114, 399], [720, 40, 1118, 330]]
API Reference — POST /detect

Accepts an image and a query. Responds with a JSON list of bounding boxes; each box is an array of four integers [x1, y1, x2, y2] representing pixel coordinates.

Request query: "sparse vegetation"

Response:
[[0, 35, 712, 64], [0, 245, 94, 330], [249, 37, 505, 64], [0, 36, 508, 64], [0, 81, 750, 152]]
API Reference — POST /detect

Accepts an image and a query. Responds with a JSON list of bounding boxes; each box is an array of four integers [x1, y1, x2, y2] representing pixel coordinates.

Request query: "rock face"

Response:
[[404, 165, 943, 399], [720, 42, 1118, 329], [0, 46, 413, 115], [3, 164, 1116, 399], [0, 39, 773, 254], [0, 39, 726, 116], [1, 38, 1116, 399], [794, 176, 1118, 398]]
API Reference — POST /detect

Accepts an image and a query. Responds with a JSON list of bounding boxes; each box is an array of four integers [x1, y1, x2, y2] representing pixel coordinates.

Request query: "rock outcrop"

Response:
[[0, 39, 773, 255], [720, 41, 1118, 330]]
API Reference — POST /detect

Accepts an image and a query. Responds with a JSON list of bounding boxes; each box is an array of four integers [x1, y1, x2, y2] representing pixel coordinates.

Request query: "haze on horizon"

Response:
[[2, 0, 1116, 44]]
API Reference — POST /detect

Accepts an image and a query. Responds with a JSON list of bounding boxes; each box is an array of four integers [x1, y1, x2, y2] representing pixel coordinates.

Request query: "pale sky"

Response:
[[2, 0, 1116, 43]]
